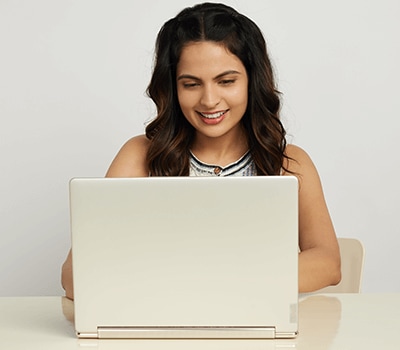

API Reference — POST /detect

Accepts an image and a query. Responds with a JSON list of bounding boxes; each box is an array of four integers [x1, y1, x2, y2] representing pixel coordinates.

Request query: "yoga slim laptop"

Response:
[[70, 176, 298, 339]]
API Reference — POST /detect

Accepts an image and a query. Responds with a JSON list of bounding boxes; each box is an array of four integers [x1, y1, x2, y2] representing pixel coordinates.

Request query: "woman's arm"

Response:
[[285, 145, 341, 293], [61, 135, 150, 300], [61, 249, 74, 300]]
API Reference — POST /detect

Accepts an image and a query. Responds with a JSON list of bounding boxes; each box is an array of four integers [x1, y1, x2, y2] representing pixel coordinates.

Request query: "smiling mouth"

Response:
[[198, 110, 228, 119]]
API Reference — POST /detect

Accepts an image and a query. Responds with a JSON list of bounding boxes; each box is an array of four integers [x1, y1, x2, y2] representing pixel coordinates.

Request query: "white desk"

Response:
[[1, 294, 399, 349]]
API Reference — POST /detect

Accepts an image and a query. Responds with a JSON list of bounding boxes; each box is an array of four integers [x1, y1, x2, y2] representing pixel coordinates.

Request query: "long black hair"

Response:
[[146, 2, 289, 176]]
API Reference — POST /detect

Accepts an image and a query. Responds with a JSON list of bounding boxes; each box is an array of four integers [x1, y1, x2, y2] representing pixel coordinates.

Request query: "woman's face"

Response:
[[176, 41, 248, 142]]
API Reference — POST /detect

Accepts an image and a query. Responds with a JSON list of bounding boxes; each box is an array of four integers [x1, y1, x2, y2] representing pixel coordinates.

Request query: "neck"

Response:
[[190, 127, 248, 167]]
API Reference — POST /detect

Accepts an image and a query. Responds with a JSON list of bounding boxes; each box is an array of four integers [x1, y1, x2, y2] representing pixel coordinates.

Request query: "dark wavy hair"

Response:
[[146, 2, 289, 176]]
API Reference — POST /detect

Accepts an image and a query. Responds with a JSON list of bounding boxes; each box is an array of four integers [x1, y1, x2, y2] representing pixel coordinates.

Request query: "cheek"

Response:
[[177, 90, 196, 113], [229, 86, 248, 107], [177, 89, 186, 111]]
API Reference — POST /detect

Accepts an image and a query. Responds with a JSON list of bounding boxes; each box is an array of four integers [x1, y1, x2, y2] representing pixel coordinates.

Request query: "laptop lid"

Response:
[[70, 176, 298, 339]]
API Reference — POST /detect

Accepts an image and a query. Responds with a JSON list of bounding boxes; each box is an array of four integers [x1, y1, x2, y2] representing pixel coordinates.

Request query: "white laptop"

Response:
[[69, 176, 298, 339]]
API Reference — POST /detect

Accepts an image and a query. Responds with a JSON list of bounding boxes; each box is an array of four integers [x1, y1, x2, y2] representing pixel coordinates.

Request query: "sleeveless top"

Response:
[[189, 151, 257, 177]]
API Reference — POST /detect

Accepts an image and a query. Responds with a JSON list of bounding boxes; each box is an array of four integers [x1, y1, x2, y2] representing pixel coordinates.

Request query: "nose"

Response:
[[200, 84, 220, 108]]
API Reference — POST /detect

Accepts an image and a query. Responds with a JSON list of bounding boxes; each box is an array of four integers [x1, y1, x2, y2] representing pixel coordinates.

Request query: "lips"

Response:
[[199, 110, 226, 119], [197, 110, 228, 125]]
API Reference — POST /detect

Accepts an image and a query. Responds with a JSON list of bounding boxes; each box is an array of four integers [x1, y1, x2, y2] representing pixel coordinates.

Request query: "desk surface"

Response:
[[0, 293, 399, 349]]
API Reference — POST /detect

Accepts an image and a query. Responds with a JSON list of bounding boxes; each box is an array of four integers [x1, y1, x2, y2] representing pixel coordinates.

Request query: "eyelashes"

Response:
[[181, 79, 237, 89]]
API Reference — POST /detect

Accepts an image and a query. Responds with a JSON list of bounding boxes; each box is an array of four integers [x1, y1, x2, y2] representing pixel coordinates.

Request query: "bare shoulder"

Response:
[[105, 135, 150, 177], [283, 144, 319, 183]]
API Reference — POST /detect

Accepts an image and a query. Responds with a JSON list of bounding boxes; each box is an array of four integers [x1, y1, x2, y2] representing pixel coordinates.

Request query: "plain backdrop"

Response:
[[1, 0, 399, 296]]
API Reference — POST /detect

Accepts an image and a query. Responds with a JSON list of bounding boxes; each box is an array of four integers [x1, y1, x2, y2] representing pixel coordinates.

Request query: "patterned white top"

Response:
[[189, 151, 257, 177]]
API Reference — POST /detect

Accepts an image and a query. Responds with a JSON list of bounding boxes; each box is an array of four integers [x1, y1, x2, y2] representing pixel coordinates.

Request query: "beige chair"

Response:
[[318, 237, 365, 293]]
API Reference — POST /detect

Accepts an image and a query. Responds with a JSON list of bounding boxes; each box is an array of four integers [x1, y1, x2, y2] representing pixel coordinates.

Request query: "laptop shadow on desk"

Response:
[[297, 294, 342, 349]]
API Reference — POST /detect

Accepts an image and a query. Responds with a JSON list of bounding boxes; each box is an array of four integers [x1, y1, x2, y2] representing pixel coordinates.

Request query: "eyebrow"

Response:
[[177, 70, 241, 81]]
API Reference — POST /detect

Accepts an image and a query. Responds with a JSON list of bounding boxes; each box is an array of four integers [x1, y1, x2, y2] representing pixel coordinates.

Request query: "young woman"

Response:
[[62, 3, 341, 300]]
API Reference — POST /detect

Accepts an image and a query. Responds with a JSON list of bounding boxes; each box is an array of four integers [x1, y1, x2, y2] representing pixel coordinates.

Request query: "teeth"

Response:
[[200, 111, 225, 119]]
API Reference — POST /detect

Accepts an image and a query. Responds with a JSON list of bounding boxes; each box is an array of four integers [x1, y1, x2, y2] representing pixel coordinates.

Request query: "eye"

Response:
[[219, 79, 236, 86], [182, 82, 200, 88]]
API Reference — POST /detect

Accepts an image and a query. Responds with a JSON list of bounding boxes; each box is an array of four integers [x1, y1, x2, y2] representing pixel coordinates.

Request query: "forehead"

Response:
[[177, 41, 246, 76]]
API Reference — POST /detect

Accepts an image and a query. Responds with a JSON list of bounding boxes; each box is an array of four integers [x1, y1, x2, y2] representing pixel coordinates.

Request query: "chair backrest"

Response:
[[318, 237, 365, 293]]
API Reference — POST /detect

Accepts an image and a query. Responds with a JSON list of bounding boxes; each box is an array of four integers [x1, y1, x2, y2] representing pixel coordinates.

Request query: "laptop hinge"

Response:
[[97, 326, 276, 339]]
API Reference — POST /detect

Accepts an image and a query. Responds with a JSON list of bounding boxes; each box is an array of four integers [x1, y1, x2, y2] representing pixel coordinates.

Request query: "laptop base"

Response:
[[77, 326, 298, 339]]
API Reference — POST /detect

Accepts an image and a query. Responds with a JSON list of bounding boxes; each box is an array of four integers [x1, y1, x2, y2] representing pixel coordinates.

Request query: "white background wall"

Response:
[[1, 0, 399, 296]]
